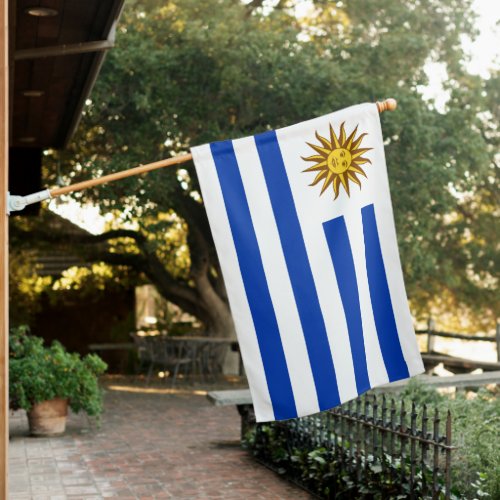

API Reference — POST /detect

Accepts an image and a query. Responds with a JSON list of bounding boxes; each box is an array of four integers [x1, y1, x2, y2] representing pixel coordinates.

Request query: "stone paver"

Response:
[[9, 380, 311, 499]]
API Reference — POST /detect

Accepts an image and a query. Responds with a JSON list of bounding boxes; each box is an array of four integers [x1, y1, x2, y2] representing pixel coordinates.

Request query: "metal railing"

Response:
[[247, 394, 453, 499]]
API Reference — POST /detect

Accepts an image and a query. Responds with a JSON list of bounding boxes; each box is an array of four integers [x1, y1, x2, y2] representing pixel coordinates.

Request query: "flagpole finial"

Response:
[[376, 98, 397, 113]]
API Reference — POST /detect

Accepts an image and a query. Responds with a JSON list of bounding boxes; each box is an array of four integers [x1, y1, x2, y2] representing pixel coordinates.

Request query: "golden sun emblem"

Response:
[[302, 122, 372, 199]]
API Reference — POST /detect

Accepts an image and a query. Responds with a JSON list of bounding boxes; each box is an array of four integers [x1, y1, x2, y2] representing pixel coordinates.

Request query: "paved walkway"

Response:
[[9, 379, 310, 499]]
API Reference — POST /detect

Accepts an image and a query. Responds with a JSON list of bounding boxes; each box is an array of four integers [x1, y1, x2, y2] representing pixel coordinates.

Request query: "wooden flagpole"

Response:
[[51, 154, 194, 197], [50, 99, 397, 199]]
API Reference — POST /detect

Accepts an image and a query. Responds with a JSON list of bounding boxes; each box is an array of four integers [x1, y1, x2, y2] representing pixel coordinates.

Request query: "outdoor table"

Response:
[[165, 336, 239, 378], [130, 333, 240, 380]]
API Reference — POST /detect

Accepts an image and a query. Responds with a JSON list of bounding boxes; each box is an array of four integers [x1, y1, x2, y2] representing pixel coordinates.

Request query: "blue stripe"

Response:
[[323, 216, 371, 394], [210, 140, 297, 420], [254, 130, 341, 411], [361, 204, 410, 381]]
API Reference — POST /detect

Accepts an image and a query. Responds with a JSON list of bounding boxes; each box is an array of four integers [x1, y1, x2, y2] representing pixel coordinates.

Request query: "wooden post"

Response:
[[426, 317, 436, 353], [0, 0, 8, 496], [496, 322, 500, 363]]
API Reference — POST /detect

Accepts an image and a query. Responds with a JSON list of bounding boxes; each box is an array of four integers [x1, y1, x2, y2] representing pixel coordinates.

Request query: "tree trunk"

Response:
[[195, 272, 236, 338]]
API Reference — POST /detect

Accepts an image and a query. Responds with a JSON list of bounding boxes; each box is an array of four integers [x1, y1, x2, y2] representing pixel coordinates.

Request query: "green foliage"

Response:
[[8, 249, 52, 326], [401, 379, 500, 498], [45, 0, 498, 328], [401, 380, 500, 497], [246, 422, 446, 498], [9, 326, 107, 417], [443, 390, 500, 499], [401, 377, 446, 406], [245, 385, 499, 498], [9, 210, 139, 329]]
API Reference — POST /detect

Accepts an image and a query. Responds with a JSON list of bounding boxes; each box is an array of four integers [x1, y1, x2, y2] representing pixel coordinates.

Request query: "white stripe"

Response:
[[344, 209, 389, 387], [191, 144, 275, 421], [275, 130, 359, 404], [233, 137, 320, 417], [369, 113, 424, 376]]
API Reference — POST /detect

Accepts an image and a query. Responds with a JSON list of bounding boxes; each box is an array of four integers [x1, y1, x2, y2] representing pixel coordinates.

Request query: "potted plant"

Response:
[[9, 326, 107, 436]]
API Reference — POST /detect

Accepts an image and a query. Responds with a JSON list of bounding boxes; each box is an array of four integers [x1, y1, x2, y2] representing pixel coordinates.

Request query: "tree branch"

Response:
[[89, 251, 147, 269], [89, 248, 211, 323], [91, 229, 147, 245]]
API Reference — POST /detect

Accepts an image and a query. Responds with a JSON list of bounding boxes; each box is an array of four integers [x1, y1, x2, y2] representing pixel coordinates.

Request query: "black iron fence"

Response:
[[245, 394, 454, 499]]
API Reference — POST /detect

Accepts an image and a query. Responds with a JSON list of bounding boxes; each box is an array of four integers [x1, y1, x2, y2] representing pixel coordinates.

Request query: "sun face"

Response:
[[302, 122, 372, 199]]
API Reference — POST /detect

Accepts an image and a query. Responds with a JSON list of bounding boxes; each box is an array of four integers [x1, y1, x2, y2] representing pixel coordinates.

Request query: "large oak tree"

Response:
[[36, 0, 497, 334]]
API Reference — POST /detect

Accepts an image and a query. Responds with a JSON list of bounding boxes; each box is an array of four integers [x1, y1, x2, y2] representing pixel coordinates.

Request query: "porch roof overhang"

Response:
[[10, 0, 125, 150]]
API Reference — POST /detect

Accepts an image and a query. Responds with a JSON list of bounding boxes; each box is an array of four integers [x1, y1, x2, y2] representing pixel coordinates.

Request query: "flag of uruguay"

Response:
[[191, 103, 424, 422]]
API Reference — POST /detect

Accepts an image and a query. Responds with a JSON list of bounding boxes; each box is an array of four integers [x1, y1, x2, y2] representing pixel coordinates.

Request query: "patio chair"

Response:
[[202, 342, 229, 380], [160, 337, 193, 386], [130, 332, 154, 374], [130, 333, 192, 386]]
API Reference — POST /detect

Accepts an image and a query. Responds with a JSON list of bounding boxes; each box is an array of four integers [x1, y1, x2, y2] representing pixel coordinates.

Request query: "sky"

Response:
[[422, 0, 500, 107], [51, 0, 500, 234], [466, 0, 500, 77]]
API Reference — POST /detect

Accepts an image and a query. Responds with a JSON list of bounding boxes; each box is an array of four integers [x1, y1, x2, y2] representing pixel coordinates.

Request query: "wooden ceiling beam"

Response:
[[14, 39, 114, 60]]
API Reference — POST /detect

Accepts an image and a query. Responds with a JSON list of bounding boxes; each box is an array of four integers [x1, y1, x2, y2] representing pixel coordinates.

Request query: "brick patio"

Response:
[[8, 378, 311, 499]]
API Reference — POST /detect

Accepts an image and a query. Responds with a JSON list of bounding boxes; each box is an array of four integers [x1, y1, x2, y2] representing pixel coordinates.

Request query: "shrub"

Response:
[[245, 382, 499, 498], [401, 380, 499, 498], [9, 326, 108, 417]]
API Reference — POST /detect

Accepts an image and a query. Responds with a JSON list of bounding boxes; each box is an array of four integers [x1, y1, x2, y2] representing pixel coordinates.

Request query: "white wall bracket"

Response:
[[7, 189, 52, 215]]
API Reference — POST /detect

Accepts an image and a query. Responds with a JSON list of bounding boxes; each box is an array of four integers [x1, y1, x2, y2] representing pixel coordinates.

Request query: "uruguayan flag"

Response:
[[191, 103, 424, 422]]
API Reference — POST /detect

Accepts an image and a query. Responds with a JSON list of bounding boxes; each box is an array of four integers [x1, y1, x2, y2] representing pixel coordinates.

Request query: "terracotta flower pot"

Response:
[[27, 397, 69, 436]]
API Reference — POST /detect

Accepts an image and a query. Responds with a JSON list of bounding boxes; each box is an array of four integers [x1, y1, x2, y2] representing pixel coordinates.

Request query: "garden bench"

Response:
[[207, 389, 254, 438], [207, 371, 500, 438]]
